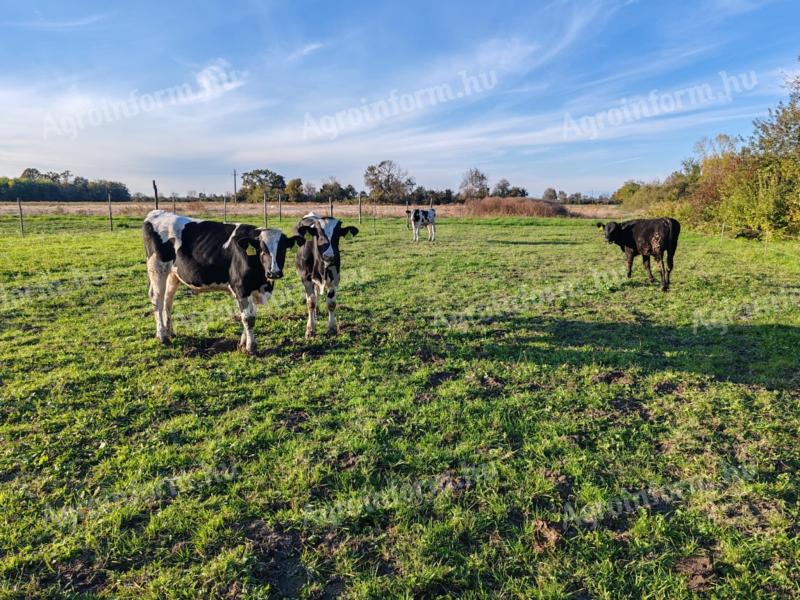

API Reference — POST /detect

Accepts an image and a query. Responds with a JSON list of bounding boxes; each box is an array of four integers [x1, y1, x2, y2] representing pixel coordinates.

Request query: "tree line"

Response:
[[0, 169, 131, 202], [234, 161, 605, 205], [612, 64, 800, 238]]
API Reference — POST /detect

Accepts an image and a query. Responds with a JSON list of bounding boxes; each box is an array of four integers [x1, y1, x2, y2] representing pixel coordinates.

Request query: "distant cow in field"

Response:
[[295, 213, 359, 338], [597, 218, 681, 291], [406, 208, 436, 241], [143, 210, 304, 353]]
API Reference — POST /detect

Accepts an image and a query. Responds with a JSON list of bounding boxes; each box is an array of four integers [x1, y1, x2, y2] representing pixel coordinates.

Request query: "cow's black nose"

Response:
[[269, 271, 283, 279]]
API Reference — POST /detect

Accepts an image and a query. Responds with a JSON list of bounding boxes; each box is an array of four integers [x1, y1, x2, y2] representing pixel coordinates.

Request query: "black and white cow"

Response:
[[143, 210, 304, 353], [597, 217, 681, 291], [294, 213, 359, 338], [406, 208, 436, 241]]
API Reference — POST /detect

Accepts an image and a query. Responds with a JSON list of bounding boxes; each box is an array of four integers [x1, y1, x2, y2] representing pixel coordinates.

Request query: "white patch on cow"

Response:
[[146, 209, 202, 250], [259, 228, 283, 274], [222, 223, 241, 249], [302, 212, 339, 259]]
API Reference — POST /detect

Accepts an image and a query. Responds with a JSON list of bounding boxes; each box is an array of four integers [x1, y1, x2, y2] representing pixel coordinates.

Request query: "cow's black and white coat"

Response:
[[143, 210, 303, 353], [406, 208, 436, 241], [597, 217, 681, 291], [294, 213, 359, 338]]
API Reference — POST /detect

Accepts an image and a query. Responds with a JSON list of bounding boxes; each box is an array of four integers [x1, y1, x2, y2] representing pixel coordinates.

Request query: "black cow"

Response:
[[143, 210, 304, 353], [597, 217, 681, 291], [405, 208, 436, 241], [294, 213, 359, 337]]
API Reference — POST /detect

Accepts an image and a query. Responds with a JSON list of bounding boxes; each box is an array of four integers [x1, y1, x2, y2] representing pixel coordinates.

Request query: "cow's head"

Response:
[[236, 229, 304, 280], [298, 218, 359, 266], [597, 221, 620, 244]]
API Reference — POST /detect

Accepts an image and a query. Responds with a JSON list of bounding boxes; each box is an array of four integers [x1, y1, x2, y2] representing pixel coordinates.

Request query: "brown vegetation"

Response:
[[463, 196, 571, 217]]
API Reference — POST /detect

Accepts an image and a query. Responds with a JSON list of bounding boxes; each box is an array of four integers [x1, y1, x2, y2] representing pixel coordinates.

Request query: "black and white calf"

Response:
[[294, 213, 359, 338], [143, 210, 304, 353], [406, 208, 436, 241]]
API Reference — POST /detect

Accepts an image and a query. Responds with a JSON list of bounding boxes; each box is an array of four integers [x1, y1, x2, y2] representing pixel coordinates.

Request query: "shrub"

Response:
[[463, 197, 571, 217]]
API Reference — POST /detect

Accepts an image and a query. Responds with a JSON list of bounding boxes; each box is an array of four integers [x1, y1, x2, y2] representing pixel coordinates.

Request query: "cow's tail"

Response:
[[666, 218, 680, 271], [143, 221, 176, 263]]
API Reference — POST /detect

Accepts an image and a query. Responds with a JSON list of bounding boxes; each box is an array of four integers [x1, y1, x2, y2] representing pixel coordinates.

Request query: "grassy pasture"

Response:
[[0, 214, 799, 598]]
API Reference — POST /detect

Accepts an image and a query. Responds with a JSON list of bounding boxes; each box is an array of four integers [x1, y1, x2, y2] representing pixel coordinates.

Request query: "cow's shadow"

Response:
[[443, 317, 800, 390]]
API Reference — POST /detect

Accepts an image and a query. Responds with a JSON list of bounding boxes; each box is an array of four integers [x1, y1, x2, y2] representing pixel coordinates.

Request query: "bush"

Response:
[[463, 197, 571, 217]]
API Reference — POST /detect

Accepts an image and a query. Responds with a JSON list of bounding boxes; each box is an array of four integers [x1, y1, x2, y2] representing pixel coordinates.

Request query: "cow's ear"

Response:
[[297, 225, 316, 241], [596, 222, 605, 229], [236, 237, 260, 256], [289, 235, 306, 249], [341, 226, 359, 240]]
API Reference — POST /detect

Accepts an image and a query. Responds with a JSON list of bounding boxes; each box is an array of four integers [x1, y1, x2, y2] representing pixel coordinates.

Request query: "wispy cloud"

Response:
[[285, 42, 324, 63], [5, 13, 106, 30]]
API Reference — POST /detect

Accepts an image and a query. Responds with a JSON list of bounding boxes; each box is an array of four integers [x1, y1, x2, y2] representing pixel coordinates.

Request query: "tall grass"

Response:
[[463, 196, 571, 217]]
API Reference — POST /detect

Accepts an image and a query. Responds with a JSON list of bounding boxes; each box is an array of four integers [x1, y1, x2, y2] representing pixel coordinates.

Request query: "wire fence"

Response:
[[0, 197, 470, 237]]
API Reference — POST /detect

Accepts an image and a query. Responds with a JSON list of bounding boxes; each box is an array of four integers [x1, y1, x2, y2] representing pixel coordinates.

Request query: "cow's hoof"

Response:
[[305, 330, 315, 339], [326, 327, 338, 337], [240, 344, 256, 355], [156, 334, 170, 345]]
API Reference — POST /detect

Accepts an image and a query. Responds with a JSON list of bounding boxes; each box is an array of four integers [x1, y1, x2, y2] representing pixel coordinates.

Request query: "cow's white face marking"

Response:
[[259, 229, 283, 274], [146, 209, 201, 250], [302, 213, 339, 260]]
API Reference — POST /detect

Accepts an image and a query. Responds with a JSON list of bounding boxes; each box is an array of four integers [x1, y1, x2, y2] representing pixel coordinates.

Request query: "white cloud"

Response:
[[285, 43, 325, 63], [4, 13, 106, 30]]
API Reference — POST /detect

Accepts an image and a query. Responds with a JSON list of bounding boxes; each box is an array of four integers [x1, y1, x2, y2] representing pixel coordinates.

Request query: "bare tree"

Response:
[[459, 168, 489, 200]]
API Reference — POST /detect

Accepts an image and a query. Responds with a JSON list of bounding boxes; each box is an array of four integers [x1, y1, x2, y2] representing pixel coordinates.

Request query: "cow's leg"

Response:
[[326, 288, 338, 335], [302, 279, 317, 338], [656, 252, 668, 291], [624, 249, 635, 278], [147, 255, 171, 343], [642, 256, 655, 284], [162, 273, 180, 338], [413, 224, 419, 242], [430, 222, 436, 241], [666, 247, 675, 287], [236, 295, 257, 354]]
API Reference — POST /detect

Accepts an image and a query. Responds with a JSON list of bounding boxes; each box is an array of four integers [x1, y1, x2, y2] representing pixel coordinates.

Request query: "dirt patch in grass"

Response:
[[244, 520, 307, 596], [592, 370, 631, 385], [531, 519, 561, 553], [54, 553, 107, 594], [675, 555, 715, 592], [180, 337, 238, 358], [611, 396, 652, 421], [278, 409, 310, 433], [436, 469, 473, 495]]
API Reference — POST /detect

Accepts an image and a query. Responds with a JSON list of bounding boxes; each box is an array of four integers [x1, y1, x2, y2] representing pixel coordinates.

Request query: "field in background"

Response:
[[1, 214, 799, 597]]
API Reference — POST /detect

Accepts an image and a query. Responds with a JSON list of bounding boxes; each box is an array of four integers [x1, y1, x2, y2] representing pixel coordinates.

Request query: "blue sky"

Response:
[[1, 0, 798, 196]]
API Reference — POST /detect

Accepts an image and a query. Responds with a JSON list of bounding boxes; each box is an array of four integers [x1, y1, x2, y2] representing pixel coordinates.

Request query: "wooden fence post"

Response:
[[278, 193, 282, 222], [107, 189, 113, 231], [152, 180, 159, 210], [329, 196, 333, 217], [358, 194, 363, 224], [263, 191, 268, 228], [223, 194, 228, 223], [17, 197, 24, 237]]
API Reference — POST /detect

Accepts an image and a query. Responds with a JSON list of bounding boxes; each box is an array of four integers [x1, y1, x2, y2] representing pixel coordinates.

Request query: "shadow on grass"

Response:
[[486, 240, 581, 246], [444, 317, 800, 390]]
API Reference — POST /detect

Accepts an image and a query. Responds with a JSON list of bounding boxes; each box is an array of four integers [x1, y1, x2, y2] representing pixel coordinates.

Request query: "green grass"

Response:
[[1, 214, 799, 598]]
